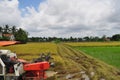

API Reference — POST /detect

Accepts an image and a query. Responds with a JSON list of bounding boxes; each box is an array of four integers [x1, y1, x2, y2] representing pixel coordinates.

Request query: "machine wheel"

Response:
[[0, 76, 4, 80]]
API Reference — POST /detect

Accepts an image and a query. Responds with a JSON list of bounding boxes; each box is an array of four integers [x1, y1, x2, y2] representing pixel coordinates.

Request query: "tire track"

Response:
[[57, 44, 84, 71], [56, 43, 120, 80]]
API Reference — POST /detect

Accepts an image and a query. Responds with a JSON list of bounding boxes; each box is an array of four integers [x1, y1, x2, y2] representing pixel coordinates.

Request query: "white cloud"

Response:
[[21, 0, 117, 37], [0, 0, 120, 37], [0, 0, 21, 26]]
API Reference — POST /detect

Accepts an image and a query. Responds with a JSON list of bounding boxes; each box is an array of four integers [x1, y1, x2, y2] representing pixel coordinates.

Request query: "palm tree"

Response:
[[3, 25, 10, 34], [15, 28, 28, 43], [0, 26, 3, 33], [11, 26, 17, 35]]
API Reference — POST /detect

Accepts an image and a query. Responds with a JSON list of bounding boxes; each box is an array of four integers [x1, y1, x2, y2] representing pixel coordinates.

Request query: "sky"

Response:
[[0, 0, 120, 37]]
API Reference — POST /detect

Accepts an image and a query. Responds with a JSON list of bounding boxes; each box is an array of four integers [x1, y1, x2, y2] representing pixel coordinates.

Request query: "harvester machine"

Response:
[[0, 50, 50, 80]]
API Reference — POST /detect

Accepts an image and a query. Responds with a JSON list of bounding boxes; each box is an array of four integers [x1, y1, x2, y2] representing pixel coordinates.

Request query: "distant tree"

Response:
[[15, 28, 28, 43], [93, 37, 100, 41], [111, 34, 120, 41], [0, 26, 3, 33], [70, 36, 74, 41], [83, 36, 90, 41], [53, 39, 61, 43], [11, 26, 17, 35], [101, 35, 107, 41], [3, 25, 10, 34], [89, 37, 93, 41], [78, 38, 83, 42], [29, 37, 36, 42]]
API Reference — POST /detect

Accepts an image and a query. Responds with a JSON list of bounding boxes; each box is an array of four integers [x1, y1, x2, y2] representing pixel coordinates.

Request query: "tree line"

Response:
[[0, 25, 28, 43], [28, 34, 120, 42], [1, 25, 120, 43]]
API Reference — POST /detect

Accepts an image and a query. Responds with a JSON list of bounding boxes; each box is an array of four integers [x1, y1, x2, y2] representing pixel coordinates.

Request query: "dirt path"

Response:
[[55, 43, 120, 80]]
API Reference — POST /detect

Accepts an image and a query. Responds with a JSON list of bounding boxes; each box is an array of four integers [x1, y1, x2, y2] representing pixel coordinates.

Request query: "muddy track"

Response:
[[56, 43, 120, 80], [57, 44, 83, 68]]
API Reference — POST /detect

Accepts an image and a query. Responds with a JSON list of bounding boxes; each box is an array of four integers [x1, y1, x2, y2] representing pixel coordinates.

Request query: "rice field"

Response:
[[0, 42, 120, 80], [65, 41, 120, 47], [56, 44, 120, 80], [75, 46, 120, 69], [66, 42, 120, 69], [0, 42, 57, 60]]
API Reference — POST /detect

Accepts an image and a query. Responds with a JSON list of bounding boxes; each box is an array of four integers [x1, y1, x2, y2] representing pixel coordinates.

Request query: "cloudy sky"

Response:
[[0, 0, 120, 37]]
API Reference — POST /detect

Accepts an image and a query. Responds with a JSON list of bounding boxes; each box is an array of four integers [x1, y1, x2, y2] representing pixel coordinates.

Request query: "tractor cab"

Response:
[[0, 50, 24, 80], [0, 50, 50, 80]]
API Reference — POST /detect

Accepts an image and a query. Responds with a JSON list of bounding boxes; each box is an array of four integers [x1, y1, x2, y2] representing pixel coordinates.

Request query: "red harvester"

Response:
[[0, 50, 51, 80]]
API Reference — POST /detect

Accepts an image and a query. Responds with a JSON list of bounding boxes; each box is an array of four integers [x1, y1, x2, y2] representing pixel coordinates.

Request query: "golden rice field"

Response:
[[0, 42, 57, 61], [65, 41, 120, 47], [1, 42, 120, 61]]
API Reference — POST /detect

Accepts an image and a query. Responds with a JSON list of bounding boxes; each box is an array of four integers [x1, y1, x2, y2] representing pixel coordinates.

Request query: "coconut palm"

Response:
[[3, 25, 10, 34], [0, 26, 3, 33]]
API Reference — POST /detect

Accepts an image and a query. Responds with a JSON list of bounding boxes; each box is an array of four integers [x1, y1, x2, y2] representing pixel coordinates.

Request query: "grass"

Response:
[[75, 46, 120, 69]]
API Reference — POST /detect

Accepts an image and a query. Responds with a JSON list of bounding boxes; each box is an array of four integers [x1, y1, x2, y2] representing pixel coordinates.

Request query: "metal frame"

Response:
[[0, 58, 5, 76]]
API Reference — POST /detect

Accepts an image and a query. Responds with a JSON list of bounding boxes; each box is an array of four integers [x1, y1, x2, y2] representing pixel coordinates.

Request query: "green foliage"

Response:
[[53, 39, 61, 44], [11, 26, 17, 35], [15, 28, 28, 43], [0, 25, 28, 43], [0, 26, 3, 33], [0, 37, 4, 40], [112, 34, 120, 41], [0, 36, 10, 41], [2, 36, 10, 41]]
